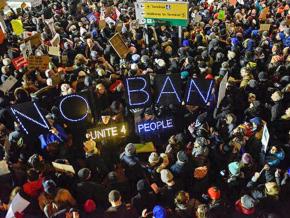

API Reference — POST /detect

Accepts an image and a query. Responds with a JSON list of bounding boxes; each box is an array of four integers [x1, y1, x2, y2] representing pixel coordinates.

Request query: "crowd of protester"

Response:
[[0, 0, 290, 217]]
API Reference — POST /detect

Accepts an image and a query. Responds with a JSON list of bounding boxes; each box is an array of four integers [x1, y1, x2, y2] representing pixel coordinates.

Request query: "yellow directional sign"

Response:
[[143, 2, 188, 20]]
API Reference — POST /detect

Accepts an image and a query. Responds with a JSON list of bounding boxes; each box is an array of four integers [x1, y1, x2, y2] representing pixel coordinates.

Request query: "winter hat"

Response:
[[207, 187, 221, 200], [228, 50, 236, 60], [108, 190, 121, 202], [156, 59, 166, 68], [137, 179, 149, 192], [78, 168, 91, 181], [141, 55, 150, 64], [195, 137, 208, 147], [180, 71, 189, 79], [153, 205, 167, 218], [2, 58, 11, 66], [90, 51, 98, 60], [258, 71, 267, 81], [177, 151, 188, 163], [43, 180, 57, 196], [148, 152, 160, 165], [271, 91, 283, 102], [228, 161, 241, 176], [83, 199, 96, 213], [130, 63, 139, 71], [125, 143, 136, 156], [241, 153, 253, 164], [131, 54, 140, 63], [265, 182, 280, 196], [248, 80, 258, 88], [194, 166, 208, 179], [160, 169, 174, 183], [241, 195, 255, 209], [250, 117, 262, 127]]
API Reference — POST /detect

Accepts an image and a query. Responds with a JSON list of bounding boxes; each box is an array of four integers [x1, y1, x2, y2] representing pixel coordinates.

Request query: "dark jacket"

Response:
[[104, 204, 138, 218], [131, 192, 156, 215]]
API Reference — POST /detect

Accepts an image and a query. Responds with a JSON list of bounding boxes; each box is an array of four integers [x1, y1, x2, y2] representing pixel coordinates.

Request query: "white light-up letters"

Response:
[[156, 76, 181, 104], [137, 118, 174, 135], [126, 77, 150, 106], [186, 79, 214, 104]]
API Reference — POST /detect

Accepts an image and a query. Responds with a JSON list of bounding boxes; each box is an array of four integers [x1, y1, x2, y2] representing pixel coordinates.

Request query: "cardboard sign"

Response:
[[109, 33, 129, 59], [259, 24, 271, 31], [0, 75, 18, 94], [86, 122, 128, 141], [28, 55, 50, 71], [48, 46, 61, 56], [135, 142, 155, 153], [52, 162, 75, 174], [5, 193, 30, 218], [259, 7, 269, 21], [105, 16, 116, 26], [11, 19, 24, 36], [23, 33, 41, 47], [217, 73, 228, 108], [0, 0, 6, 10], [99, 20, 107, 29], [12, 56, 28, 70], [136, 118, 175, 135], [0, 160, 10, 176], [229, 0, 237, 6], [261, 124, 270, 153], [218, 10, 226, 21], [115, 22, 123, 32]]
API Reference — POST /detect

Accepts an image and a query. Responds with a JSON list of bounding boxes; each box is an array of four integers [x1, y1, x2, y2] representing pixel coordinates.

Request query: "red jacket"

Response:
[[23, 177, 44, 198]]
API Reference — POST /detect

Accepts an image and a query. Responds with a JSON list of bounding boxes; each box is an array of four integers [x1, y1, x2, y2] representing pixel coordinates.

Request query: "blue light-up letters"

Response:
[[125, 77, 151, 107], [59, 94, 89, 122], [137, 118, 174, 135], [156, 76, 181, 104], [11, 102, 50, 135], [186, 79, 214, 105]]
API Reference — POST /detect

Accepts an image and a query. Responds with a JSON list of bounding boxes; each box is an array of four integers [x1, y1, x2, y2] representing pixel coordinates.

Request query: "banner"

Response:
[[11, 19, 24, 36], [185, 79, 215, 105], [86, 122, 128, 141], [28, 55, 50, 71], [124, 75, 152, 108], [12, 56, 28, 70], [0, 75, 18, 94], [109, 33, 129, 58], [154, 74, 182, 105], [136, 117, 174, 135], [261, 124, 270, 153]]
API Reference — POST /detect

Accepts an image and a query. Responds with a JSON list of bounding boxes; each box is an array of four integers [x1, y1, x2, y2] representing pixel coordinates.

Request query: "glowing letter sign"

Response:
[[185, 79, 214, 105], [136, 118, 174, 135], [11, 102, 50, 135], [86, 122, 128, 141], [124, 76, 151, 108], [156, 76, 181, 104]]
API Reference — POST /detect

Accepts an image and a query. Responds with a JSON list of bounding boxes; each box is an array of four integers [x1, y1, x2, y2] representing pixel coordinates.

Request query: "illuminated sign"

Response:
[[185, 79, 214, 105], [136, 118, 174, 135], [86, 122, 128, 141]]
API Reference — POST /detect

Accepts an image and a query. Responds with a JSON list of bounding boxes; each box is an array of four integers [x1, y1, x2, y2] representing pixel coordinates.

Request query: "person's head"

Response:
[[83, 199, 96, 214], [265, 182, 280, 198], [108, 190, 122, 207], [196, 204, 209, 218], [96, 83, 106, 95], [153, 205, 167, 218], [43, 180, 57, 196], [78, 168, 91, 181], [175, 191, 190, 207], [240, 67, 250, 77], [285, 107, 290, 117], [271, 91, 283, 102], [83, 140, 100, 155], [160, 169, 174, 185], [124, 143, 136, 156], [270, 146, 278, 154], [86, 38, 94, 48], [207, 186, 221, 201], [27, 168, 39, 182]]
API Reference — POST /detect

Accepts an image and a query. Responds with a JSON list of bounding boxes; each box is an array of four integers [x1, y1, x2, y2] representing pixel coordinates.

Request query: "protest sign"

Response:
[[259, 24, 271, 31], [12, 56, 28, 70], [22, 33, 41, 47], [0, 0, 6, 10], [261, 124, 270, 153], [52, 162, 75, 174], [109, 33, 129, 59], [86, 122, 128, 141], [11, 19, 24, 36], [99, 20, 107, 29], [48, 46, 61, 56], [0, 75, 18, 94], [135, 142, 155, 153], [0, 160, 10, 176], [87, 13, 97, 22], [217, 73, 228, 108], [6, 193, 30, 218], [136, 117, 175, 135], [28, 55, 50, 71], [218, 10, 226, 21], [115, 22, 123, 32]]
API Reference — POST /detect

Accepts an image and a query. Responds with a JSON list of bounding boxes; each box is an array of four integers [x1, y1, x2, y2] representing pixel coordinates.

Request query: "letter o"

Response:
[[59, 95, 89, 122], [150, 122, 157, 131]]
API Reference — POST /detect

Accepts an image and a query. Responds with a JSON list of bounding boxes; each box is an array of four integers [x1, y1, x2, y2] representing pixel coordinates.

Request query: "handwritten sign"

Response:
[[259, 24, 271, 31], [86, 122, 128, 141], [52, 162, 75, 174], [12, 56, 28, 70], [0, 75, 18, 94], [261, 124, 270, 153], [22, 33, 41, 47], [48, 46, 61, 56], [109, 33, 129, 59], [11, 19, 24, 36], [136, 118, 174, 135], [28, 55, 50, 71]]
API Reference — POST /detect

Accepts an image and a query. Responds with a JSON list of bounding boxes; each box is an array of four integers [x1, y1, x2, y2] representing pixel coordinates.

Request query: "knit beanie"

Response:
[[160, 169, 174, 184]]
